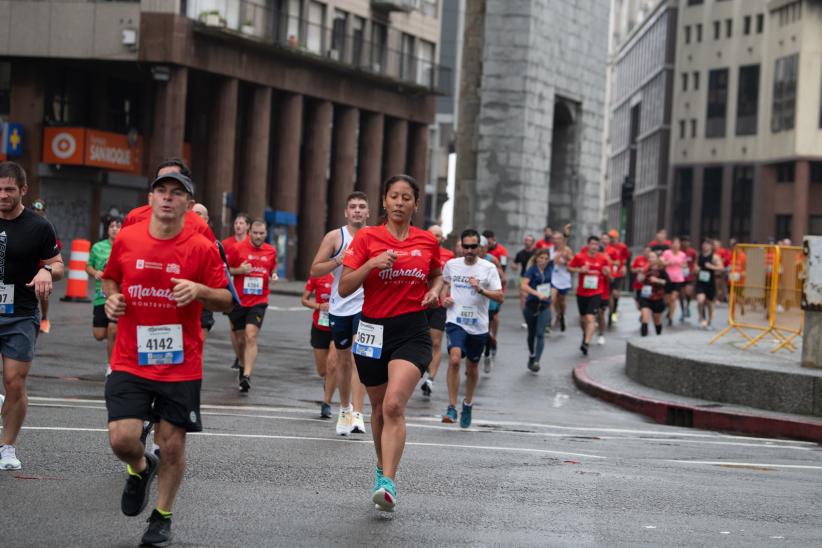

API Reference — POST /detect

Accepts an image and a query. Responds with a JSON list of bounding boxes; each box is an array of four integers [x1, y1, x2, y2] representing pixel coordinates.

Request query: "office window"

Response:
[[417, 39, 435, 86], [351, 16, 365, 66], [679, 120, 686, 139], [0, 62, 9, 116], [776, 162, 795, 183], [682, 73, 688, 91], [304, 0, 325, 54], [701, 168, 723, 239], [371, 22, 387, 72], [713, 21, 720, 40], [756, 13, 764, 33], [725, 19, 733, 38], [811, 162, 822, 183], [421, 0, 438, 17], [772, 54, 798, 133], [775, 215, 792, 240], [330, 10, 348, 61], [687, 0, 703, 5], [400, 33, 416, 81], [691, 119, 697, 137], [743, 15, 751, 35], [696, 24, 703, 42], [706, 68, 729, 138], [730, 166, 754, 242], [693, 71, 700, 90], [672, 168, 693, 238], [684, 25, 691, 44], [736, 64, 760, 136], [811, 216, 822, 236]]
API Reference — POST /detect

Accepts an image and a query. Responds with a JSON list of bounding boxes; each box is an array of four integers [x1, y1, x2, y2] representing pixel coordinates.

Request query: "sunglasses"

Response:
[[462, 244, 479, 250]]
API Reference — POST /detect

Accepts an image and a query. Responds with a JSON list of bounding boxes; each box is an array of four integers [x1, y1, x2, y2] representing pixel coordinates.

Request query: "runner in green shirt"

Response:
[[85, 216, 122, 370]]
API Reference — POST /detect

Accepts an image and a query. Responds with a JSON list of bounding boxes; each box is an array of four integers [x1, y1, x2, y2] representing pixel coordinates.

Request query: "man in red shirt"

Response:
[[647, 229, 671, 253], [568, 235, 611, 355], [221, 213, 251, 371], [227, 220, 277, 392], [631, 247, 652, 309], [534, 226, 554, 250], [102, 172, 232, 547], [420, 225, 455, 398], [603, 230, 629, 326]]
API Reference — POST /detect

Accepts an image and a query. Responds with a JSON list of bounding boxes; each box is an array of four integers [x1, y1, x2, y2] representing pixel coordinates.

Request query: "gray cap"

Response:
[[150, 172, 195, 196]]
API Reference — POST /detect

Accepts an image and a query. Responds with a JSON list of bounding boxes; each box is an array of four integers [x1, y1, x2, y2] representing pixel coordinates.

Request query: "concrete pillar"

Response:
[[407, 122, 430, 227], [297, 100, 332, 278], [239, 86, 272, 221], [802, 236, 822, 369], [272, 93, 304, 279], [382, 117, 408, 181], [793, 160, 810, 242], [149, 65, 188, 174], [9, 61, 45, 203], [204, 77, 238, 239], [356, 111, 384, 224], [327, 106, 359, 230]]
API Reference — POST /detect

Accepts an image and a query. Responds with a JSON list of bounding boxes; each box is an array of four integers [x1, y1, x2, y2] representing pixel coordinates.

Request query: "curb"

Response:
[[572, 361, 822, 443]]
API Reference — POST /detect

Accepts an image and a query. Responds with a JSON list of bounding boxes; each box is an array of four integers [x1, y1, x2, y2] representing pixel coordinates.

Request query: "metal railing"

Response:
[[183, 0, 450, 94]]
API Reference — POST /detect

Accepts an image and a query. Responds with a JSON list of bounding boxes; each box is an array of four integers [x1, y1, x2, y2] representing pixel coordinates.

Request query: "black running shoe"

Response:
[[231, 358, 241, 370], [560, 315, 566, 332], [527, 358, 540, 372], [141, 509, 173, 547], [121, 452, 159, 517], [580, 343, 589, 356], [239, 375, 251, 393]]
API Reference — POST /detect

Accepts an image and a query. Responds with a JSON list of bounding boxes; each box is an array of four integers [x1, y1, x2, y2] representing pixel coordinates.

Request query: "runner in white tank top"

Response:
[[309, 192, 370, 435], [549, 232, 574, 333]]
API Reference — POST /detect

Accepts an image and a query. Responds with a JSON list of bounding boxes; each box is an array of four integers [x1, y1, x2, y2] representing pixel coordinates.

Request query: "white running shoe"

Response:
[[597, 336, 606, 345], [336, 409, 353, 436], [483, 355, 492, 374], [351, 412, 367, 434], [0, 444, 22, 470]]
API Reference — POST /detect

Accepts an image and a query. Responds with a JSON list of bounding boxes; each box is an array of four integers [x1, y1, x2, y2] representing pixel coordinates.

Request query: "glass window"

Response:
[[672, 168, 693, 238], [679, 120, 686, 139], [351, 16, 365, 67], [713, 21, 720, 40], [696, 24, 702, 42], [684, 25, 691, 44], [810, 162, 822, 183], [0, 62, 9, 116], [682, 72, 688, 92], [756, 14, 764, 33], [730, 166, 754, 242], [687, 0, 703, 5], [417, 40, 435, 87], [691, 119, 697, 137], [775, 215, 792, 240], [421, 0, 437, 17], [371, 22, 387, 73], [725, 18, 732, 38], [743, 15, 751, 35], [305, 1, 325, 54], [776, 162, 795, 183], [693, 71, 700, 90], [772, 54, 798, 133], [285, 0, 302, 45], [736, 64, 760, 136], [706, 68, 729, 138], [330, 9, 347, 60], [400, 33, 416, 81], [810, 216, 822, 236], [701, 168, 723, 240]]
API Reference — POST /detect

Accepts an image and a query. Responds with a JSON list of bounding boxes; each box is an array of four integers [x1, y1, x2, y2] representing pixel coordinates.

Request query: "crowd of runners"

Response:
[[0, 156, 759, 546]]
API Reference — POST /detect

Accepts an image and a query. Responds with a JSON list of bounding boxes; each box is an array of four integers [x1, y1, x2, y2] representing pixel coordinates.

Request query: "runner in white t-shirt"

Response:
[[441, 229, 504, 428]]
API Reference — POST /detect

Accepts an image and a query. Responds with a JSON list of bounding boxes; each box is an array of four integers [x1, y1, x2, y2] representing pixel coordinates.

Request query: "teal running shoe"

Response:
[[372, 466, 384, 491], [372, 476, 396, 512], [460, 401, 473, 428], [442, 405, 457, 423]]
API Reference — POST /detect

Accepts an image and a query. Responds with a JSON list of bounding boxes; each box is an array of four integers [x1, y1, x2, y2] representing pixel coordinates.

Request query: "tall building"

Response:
[[454, 0, 611, 250], [669, 0, 822, 244], [0, 0, 444, 277]]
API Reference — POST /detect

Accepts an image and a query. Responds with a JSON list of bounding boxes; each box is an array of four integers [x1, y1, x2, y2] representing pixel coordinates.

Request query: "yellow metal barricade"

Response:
[[772, 246, 804, 352]]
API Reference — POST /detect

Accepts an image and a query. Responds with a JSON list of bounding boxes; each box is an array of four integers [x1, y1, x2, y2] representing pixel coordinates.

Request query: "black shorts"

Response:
[[426, 306, 446, 331], [200, 309, 215, 331], [639, 298, 666, 314], [665, 281, 685, 294], [353, 311, 431, 387], [576, 294, 602, 317], [105, 371, 202, 432], [310, 325, 333, 349], [93, 304, 115, 329], [330, 313, 360, 350], [696, 282, 716, 301], [228, 304, 267, 331]]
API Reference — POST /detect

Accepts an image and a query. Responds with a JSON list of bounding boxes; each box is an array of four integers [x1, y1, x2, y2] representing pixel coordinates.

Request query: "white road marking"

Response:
[[15, 426, 606, 459], [267, 306, 311, 312], [667, 460, 822, 471]]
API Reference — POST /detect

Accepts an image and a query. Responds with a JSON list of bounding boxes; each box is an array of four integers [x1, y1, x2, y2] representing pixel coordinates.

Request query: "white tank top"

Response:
[[551, 248, 572, 289], [329, 225, 364, 316]]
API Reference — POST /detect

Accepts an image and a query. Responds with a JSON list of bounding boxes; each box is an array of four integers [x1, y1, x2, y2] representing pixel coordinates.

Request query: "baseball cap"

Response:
[[150, 172, 195, 196], [608, 229, 619, 238]]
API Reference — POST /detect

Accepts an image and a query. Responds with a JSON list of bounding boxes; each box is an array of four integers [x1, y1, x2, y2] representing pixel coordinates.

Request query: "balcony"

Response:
[[183, 0, 450, 94], [371, 0, 417, 13]]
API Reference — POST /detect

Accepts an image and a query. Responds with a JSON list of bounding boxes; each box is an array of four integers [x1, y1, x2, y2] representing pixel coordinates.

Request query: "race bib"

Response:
[[456, 305, 479, 327], [536, 283, 552, 297], [353, 321, 384, 359], [243, 276, 264, 295], [318, 310, 330, 327], [682, 267, 690, 279], [583, 275, 599, 290], [640, 285, 652, 298], [500, 256, 507, 267], [698, 270, 711, 283], [0, 283, 14, 314], [137, 324, 183, 366], [731, 272, 741, 283]]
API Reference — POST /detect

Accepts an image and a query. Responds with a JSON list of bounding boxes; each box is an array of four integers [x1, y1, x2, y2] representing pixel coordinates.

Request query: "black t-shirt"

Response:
[[514, 248, 535, 274], [0, 208, 59, 317]]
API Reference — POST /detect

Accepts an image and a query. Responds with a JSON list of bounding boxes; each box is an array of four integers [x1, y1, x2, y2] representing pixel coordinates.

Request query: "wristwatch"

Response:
[[41, 264, 53, 275]]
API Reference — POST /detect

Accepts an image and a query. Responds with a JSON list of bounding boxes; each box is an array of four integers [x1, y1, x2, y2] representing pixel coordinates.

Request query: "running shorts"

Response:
[[353, 311, 431, 387], [310, 325, 332, 350], [695, 282, 716, 301], [228, 304, 267, 331], [639, 298, 666, 314], [445, 323, 488, 363], [552, 285, 570, 296], [0, 314, 39, 362], [426, 306, 446, 331], [665, 281, 685, 294], [93, 304, 115, 329], [330, 312, 360, 350], [200, 309, 215, 331], [105, 371, 203, 432], [576, 295, 602, 317]]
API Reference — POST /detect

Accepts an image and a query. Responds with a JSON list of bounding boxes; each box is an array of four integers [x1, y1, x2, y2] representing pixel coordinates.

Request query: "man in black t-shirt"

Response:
[[0, 162, 64, 470]]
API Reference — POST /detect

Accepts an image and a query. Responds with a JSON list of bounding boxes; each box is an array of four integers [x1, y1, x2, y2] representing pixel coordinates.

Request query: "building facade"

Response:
[[454, 0, 611, 250], [670, 0, 822, 245], [0, 0, 444, 278]]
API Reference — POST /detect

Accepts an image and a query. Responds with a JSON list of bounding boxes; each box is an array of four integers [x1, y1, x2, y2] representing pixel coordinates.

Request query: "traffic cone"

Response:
[[61, 239, 91, 302]]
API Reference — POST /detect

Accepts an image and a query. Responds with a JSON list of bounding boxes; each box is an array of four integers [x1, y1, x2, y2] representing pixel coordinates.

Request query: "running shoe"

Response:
[[239, 375, 251, 393], [141, 509, 173, 547], [420, 378, 433, 397], [490, 338, 497, 357], [580, 343, 589, 356], [121, 452, 159, 516], [520, 322, 527, 329], [442, 405, 457, 423], [610, 312, 618, 324], [459, 401, 473, 428], [559, 314, 566, 332], [483, 355, 492, 374], [0, 444, 22, 470], [527, 358, 540, 372], [336, 409, 353, 436], [597, 336, 605, 345], [351, 412, 367, 434], [373, 466, 384, 491], [320, 402, 332, 419], [39, 319, 51, 334], [371, 476, 396, 512], [231, 358, 241, 370]]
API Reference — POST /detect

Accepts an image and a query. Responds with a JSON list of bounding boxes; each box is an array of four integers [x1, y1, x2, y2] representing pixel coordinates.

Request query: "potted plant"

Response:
[[200, 10, 225, 28], [241, 19, 255, 35]]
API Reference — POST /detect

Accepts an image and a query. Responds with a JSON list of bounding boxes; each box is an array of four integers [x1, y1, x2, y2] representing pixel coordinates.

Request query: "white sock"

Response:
[[341, 404, 353, 413]]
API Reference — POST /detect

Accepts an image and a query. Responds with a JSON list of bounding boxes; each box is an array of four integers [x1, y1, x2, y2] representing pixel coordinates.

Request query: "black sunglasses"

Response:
[[462, 244, 479, 249]]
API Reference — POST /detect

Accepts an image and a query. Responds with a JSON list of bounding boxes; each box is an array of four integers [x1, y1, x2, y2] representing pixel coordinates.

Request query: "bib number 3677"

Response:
[[137, 324, 184, 365], [353, 321, 384, 359]]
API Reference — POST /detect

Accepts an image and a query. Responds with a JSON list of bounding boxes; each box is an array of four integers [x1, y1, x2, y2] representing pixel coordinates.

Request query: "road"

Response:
[[3, 293, 821, 547]]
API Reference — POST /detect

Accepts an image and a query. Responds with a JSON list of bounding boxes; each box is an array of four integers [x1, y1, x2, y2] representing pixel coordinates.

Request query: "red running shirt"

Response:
[[228, 238, 277, 308], [605, 244, 627, 278], [438, 246, 456, 267], [568, 251, 611, 297], [631, 255, 650, 290], [684, 247, 698, 281], [221, 235, 246, 257], [344, 225, 441, 319], [305, 274, 334, 330], [103, 223, 228, 382], [123, 205, 216, 242], [535, 239, 554, 250], [487, 243, 509, 268]]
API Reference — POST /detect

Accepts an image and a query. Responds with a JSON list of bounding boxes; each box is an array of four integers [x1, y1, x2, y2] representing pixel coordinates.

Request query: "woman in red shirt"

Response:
[[339, 175, 443, 512], [302, 274, 337, 419]]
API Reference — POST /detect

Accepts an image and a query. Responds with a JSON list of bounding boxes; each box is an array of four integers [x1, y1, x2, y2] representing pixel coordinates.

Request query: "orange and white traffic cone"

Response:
[[60, 239, 91, 302]]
